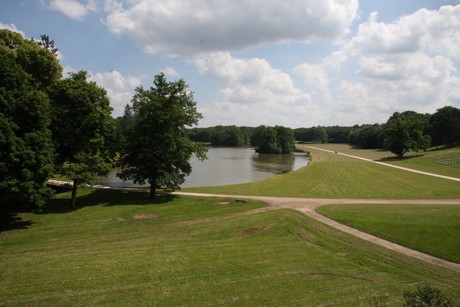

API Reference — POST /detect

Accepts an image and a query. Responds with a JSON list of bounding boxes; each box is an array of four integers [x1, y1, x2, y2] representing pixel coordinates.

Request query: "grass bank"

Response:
[[1, 189, 459, 305], [185, 145, 460, 199], [316, 204, 460, 263]]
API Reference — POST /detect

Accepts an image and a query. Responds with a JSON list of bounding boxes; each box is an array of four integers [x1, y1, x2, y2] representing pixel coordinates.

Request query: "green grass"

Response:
[[185, 146, 460, 199], [316, 204, 460, 263], [304, 143, 460, 179], [1, 189, 459, 305]]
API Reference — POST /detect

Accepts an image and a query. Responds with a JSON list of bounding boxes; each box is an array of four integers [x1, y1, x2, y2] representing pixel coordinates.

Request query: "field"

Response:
[[185, 145, 460, 198], [1, 189, 459, 306], [316, 204, 460, 263]]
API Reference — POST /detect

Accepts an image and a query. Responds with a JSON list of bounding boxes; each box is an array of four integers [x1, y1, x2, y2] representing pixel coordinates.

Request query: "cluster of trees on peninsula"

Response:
[[1, 29, 204, 211]]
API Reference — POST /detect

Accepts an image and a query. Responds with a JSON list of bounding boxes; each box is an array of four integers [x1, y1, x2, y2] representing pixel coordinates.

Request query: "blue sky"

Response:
[[1, 0, 459, 127]]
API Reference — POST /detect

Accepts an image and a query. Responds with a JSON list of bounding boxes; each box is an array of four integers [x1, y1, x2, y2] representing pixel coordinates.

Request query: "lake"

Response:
[[95, 147, 309, 188]]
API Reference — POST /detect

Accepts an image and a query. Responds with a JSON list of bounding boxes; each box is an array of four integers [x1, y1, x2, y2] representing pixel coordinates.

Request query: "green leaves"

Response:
[[119, 74, 207, 198]]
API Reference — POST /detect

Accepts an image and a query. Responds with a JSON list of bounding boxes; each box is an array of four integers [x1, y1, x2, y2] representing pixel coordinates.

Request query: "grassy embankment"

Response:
[[316, 204, 460, 263], [1, 189, 459, 305], [184, 144, 460, 199]]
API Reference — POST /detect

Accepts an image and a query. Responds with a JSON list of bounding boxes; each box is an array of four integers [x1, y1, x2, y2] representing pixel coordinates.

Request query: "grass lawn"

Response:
[[1, 189, 459, 305], [316, 204, 460, 263], [304, 144, 460, 179], [185, 145, 460, 199]]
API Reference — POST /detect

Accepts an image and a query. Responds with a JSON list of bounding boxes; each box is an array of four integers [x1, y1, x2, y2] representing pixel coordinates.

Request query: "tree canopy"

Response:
[[251, 125, 295, 154], [383, 111, 431, 158], [0, 29, 59, 210], [48, 71, 113, 207], [118, 74, 207, 199]]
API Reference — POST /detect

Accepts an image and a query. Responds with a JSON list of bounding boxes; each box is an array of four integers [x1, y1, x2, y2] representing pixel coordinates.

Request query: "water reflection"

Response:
[[94, 147, 309, 188]]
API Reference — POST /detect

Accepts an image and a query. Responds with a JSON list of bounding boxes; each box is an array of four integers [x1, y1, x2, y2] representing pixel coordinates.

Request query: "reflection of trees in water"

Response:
[[251, 153, 295, 172]]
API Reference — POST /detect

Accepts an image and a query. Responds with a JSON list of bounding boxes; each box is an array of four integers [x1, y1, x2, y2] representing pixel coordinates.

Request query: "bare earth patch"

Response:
[[217, 201, 232, 206], [132, 214, 160, 220]]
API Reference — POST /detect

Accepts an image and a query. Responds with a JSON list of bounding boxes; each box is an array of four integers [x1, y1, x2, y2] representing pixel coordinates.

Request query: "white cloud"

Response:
[[47, 0, 96, 20], [293, 4, 460, 126], [0, 23, 25, 36], [89, 70, 143, 117], [161, 67, 179, 78], [195, 52, 316, 127], [105, 0, 358, 56]]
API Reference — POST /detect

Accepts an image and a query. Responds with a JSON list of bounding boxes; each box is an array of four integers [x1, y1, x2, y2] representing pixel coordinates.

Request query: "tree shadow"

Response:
[[40, 188, 177, 213], [378, 154, 425, 162], [0, 212, 34, 232]]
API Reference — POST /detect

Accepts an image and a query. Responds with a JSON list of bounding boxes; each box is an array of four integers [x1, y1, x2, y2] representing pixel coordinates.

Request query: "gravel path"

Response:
[[173, 191, 460, 272]]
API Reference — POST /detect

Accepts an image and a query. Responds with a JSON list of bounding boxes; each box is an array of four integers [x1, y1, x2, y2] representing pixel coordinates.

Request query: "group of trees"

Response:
[[1, 29, 204, 211], [188, 125, 296, 154], [346, 107, 460, 157]]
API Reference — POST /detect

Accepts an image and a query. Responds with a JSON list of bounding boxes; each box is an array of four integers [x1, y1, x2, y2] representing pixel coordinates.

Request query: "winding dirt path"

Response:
[[173, 191, 460, 272]]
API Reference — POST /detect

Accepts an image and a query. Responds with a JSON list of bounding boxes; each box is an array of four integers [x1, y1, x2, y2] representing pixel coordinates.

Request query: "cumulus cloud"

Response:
[[294, 4, 460, 126], [105, 0, 358, 56], [89, 70, 143, 117], [46, 0, 96, 20], [195, 52, 316, 127]]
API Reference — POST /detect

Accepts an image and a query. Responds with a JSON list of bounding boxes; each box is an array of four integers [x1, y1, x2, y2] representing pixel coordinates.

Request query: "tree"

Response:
[[118, 74, 207, 199], [383, 111, 431, 158], [429, 106, 460, 147], [251, 125, 295, 154], [0, 29, 60, 210], [48, 71, 113, 208], [274, 126, 295, 153]]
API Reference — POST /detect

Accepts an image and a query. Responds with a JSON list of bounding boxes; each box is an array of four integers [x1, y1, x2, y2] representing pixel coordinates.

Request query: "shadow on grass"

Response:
[[378, 154, 425, 162], [0, 212, 34, 232], [41, 188, 178, 214]]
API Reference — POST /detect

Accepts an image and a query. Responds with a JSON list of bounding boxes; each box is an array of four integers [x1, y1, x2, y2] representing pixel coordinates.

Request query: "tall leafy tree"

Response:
[[48, 71, 113, 208], [429, 106, 460, 147], [274, 126, 295, 153], [118, 74, 207, 199], [383, 111, 431, 158], [0, 29, 60, 210]]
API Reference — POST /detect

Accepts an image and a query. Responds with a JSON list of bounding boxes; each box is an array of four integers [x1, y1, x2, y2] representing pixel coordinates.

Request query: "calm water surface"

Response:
[[96, 147, 309, 188]]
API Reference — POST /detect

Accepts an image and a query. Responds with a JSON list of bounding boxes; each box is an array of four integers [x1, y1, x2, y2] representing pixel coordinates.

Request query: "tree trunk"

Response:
[[149, 184, 156, 199], [70, 179, 78, 208]]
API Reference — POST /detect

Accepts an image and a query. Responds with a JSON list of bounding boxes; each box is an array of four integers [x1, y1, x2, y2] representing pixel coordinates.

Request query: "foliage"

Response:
[[0, 29, 59, 210], [403, 285, 452, 307], [294, 126, 328, 144], [209, 125, 250, 146], [118, 74, 207, 198], [429, 106, 460, 147], [324, 126, 351, 143], [48, 71, 113, 207], [348, 124, 384, 149], [251, 125, 295, 153], [383, 111, 431, 158]]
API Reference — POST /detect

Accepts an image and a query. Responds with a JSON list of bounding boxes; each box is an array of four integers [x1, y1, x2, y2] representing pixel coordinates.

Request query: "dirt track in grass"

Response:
[[173, 191, 460, 272]]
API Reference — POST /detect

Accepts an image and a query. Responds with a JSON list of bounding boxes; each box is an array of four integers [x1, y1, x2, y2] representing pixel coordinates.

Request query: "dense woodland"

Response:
[[1, 29, 460, 211]]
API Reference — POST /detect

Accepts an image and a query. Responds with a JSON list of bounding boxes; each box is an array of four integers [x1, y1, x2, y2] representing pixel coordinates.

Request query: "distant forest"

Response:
[[188, 106, 460, 154]]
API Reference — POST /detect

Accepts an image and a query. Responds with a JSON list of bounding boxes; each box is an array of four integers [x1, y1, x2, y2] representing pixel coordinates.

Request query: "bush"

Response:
[[403, 285, 452, 307]]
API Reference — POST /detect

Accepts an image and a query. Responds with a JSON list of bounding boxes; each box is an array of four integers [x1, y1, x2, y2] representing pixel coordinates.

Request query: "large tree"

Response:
[[0, 30, 60, 210], [429, 106, 460, 147], [383, 111, 431, 158], [118, 74, 207, 199], [48, 71, 113, 208]]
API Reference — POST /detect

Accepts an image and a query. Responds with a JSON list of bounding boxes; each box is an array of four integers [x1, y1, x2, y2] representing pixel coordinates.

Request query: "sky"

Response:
[[1, 0, 459, 128]]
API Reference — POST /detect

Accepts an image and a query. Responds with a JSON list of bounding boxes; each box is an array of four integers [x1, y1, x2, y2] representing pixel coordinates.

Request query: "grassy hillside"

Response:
[[1, 189, 459, 305], [185, 145, 460, 199], [316, 204, 460, 263]]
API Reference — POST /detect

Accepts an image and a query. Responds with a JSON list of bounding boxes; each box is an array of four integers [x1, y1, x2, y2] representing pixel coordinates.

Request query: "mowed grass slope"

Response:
[[185, 146, 460, 199], [1, 189, 459, 306], [316, 204, 460, 263], [305, 143, 460, 179]]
